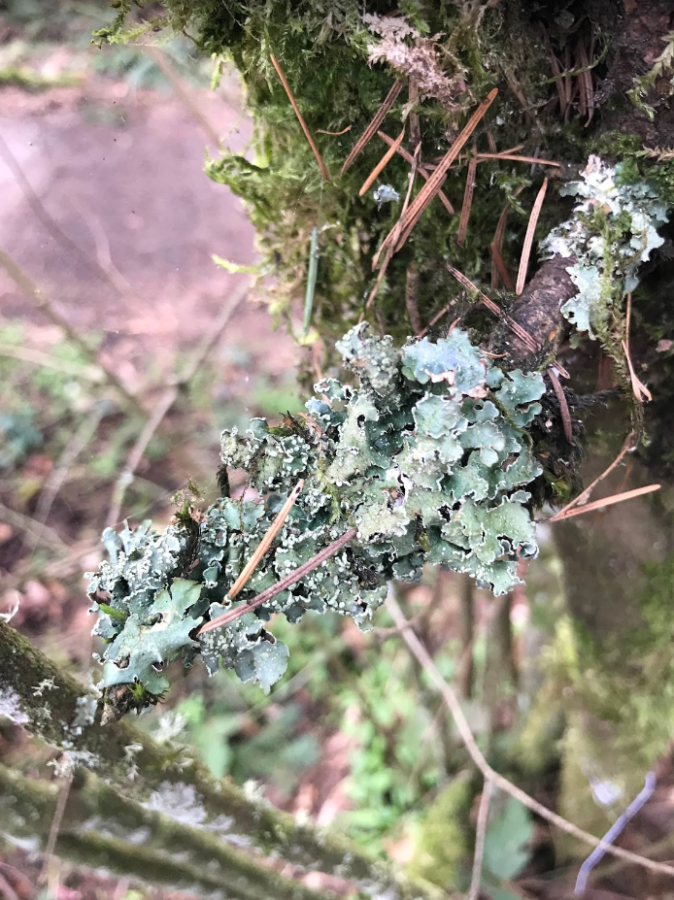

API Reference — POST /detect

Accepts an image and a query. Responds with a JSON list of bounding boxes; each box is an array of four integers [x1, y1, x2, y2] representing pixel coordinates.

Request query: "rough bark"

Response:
[[0, 619, 444, 900]]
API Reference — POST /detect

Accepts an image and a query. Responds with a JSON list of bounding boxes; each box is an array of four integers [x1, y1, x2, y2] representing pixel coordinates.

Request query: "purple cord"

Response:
[[574, 772, 657, 895]]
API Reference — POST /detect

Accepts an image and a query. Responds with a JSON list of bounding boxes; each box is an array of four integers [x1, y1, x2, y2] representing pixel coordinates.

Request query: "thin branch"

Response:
[[270, 54, 330, 181], [0, 247, 143, 415], [0, 872, 19, 900], [0, 502, 70, 551], [574, 773, 656, 895], [106, 282, 247, 527], [547, 366, 573, 443], [386, 595, 674, 880], [358, 127, 405, 196], [199, 527, 358, 635], [0, 342, 103, 382], [469, 781, 494, 900], [516, 177, 548, 296], [340, 80, 403, 176], [227, 479, 304, 600], [377, 130, 455, 214], [548, 483, 661, 522]]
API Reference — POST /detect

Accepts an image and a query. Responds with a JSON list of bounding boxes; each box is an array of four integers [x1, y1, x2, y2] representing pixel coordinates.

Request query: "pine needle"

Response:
[[516, 177, 548, 295], [358, 127, 405, 196], [340, 80, 403, 177], [377, 131, 455, 214], [227, 479, 304, 601], [270, 54, 331, 181], [490, 241, 515, 291], [457, 143, 478, 247], [316, 125, 352, 135], [376, 88, 498, 263], [549, 484, 661, 522]]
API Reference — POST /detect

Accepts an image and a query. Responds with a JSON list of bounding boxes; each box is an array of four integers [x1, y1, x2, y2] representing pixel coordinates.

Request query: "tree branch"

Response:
[[0, 619, 443, 900]]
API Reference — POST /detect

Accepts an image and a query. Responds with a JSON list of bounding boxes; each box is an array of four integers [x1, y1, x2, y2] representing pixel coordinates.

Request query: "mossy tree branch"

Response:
[[0, 620, 444, 900], [0, 762, 335, 900]]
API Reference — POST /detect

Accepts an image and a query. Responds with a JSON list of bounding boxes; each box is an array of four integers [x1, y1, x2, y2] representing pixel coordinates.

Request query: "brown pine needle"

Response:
[[366, 144, 420, 307], [516, 177, 548, 295], [487, 130, 498, 153], [547, 366, 573, 443], [340, 80, 403, 177], [490, 241, 515, 291], [447, 264, 541, 355], [198, 527, 357, 635], [457, 144, 478, 247], [623, 339, 652, 402], [227, 479, 304, 601], [376, 88, 498, 262], [552, 431, 636, 519], [358, 127, 405, 197], [377, 131, 455, 214], [477, 152, 560, 167], [270, 54, 331, 181], [549, 484, 661, 522], [316, 125, 352, 136], [491, 185, 524, 290], [419, 301, 455, 338]]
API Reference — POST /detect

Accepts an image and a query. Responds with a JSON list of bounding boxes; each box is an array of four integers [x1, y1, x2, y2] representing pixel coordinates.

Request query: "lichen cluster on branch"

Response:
[[89, 324, 544, 709]]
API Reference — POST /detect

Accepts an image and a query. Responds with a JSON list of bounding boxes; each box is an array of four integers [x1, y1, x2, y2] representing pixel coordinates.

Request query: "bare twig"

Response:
[[358, 127, 405, 196], [0, 342, 103, 382], [386, 594, 674, 880], [469, 781, 494, 900], [575, 773, 656, 895], [227, 479, 304, 600], [0, 247, 143, 414], [270, 54, 330, 181], [516, 177, 548, 295], [0, 871, 19, 900], [341, 81, 403, 176], [199, 527, 358, 635], [547, 366, 573, 443], [107, 281, 248, 526], [548, 484, 661, 523], [0, 502, 70, 551], [377, 131, 455, 214], [457, 144, 478, 246]]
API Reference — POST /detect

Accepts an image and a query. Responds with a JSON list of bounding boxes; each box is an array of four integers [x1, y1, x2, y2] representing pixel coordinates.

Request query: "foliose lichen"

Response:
[[88, 325, 544, 710], [541, 155, 669, 342]]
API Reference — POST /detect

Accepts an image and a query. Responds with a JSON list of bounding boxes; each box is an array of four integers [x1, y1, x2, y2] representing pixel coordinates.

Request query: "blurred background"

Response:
[[0, 4, 587, 899]]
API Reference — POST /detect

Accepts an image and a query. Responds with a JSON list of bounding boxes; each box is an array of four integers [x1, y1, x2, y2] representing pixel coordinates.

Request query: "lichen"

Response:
[[88, 324, 544, 711], [541, 155, 669, 347]]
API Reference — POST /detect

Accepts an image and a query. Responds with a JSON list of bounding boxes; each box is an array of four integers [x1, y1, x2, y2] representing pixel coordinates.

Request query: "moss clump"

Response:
[[408, 773, 473, 889]]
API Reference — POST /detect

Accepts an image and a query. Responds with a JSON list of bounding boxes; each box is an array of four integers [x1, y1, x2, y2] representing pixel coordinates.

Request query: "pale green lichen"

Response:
[[541, 155, 669, 341], [89, 325, 544, 710]]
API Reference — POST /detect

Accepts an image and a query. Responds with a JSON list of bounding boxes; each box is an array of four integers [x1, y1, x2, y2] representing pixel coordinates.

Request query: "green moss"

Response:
[[408, 773, 474, 889]]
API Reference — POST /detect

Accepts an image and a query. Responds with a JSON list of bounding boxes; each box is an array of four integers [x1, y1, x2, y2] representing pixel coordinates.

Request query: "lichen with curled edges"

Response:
[[540, 155, 669, 351], [89, 324, 544, 712]]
